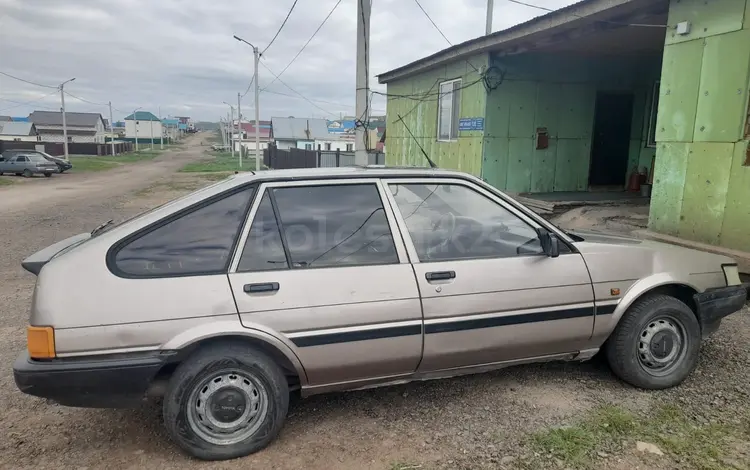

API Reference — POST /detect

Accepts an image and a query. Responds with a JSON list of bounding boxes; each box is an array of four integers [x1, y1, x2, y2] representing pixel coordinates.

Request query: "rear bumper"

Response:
[[694, 284, 748, 335], [13, 351, 170, 408]]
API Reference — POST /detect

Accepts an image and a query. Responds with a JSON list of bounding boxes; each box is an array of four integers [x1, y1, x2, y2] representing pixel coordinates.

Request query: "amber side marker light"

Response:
[[27, 326, 55, 359], [610, 288, 620, 296]]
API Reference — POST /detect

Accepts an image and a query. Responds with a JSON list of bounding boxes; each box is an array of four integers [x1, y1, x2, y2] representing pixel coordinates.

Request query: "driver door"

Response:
[[383, 178, 594, 372]]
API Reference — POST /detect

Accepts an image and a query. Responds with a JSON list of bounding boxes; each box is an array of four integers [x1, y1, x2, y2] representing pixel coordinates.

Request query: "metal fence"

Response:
[[263, 146, 385, 170]]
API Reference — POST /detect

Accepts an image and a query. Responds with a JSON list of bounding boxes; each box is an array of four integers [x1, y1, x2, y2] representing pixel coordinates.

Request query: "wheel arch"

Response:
[[157, 323, 308, 389], [593, 274, 700, 344]]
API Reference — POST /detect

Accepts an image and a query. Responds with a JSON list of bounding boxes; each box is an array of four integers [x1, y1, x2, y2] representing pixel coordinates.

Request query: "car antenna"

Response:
[[396, 113, 437, 169]]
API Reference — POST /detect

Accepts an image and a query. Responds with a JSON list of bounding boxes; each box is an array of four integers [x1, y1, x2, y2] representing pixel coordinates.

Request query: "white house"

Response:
[[270, 117, 333, 150], [28, 111, 106, 143], [124, 111, 163, 140], [0, 122, 40, 142]]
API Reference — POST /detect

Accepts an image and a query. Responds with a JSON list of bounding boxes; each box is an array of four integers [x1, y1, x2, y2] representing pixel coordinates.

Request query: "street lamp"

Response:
[[234, 35, 261, 172], [132, 107, 142, 152], [59, 77, 76, 161]]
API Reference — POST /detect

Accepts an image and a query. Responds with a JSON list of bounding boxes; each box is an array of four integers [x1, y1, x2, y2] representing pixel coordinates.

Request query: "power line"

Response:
[[0, 91, 58, 113], [262, 89, 365, 110], [410, 0, 480, 73], [259, 60, 338, 116], [262, 0, 343, 92], [506, 0, 668, 27], [0, 71, 57, 89], [241, 76, 254, 98], [64, 91, 107, 107], [412, 0, 452, 46], [262, 0, 300, 55]]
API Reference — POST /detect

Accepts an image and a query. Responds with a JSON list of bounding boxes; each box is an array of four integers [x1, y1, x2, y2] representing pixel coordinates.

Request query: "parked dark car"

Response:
[[0, 149, 72, 173], [40, 152, 73, 173]]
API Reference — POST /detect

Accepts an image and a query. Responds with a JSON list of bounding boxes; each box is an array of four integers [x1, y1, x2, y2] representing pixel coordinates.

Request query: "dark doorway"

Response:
[[589, 93, 634, 187]]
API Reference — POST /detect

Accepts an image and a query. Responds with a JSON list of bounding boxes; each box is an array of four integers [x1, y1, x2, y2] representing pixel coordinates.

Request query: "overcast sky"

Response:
[[0, 0, 578, 122]]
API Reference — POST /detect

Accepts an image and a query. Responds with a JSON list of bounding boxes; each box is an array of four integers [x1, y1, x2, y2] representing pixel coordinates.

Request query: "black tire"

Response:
[[22, 169, 32, 178], [163, 342, 289, 460], [44, 172, 52, 178], [15, 172, 22, 176], [606, 294, 701, 389]]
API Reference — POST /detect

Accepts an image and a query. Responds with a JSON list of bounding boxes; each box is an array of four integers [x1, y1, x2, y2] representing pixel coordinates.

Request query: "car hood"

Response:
[[569, 229, 734, 284]]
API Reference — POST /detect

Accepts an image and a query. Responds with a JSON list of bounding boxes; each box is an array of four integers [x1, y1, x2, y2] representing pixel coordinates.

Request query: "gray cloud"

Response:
[[0, 0, 577, 121]]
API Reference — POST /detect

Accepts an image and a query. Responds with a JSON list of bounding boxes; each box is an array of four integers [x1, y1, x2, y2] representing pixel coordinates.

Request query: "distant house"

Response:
[[271, 117, 336, 150], [0, 122, 39, 142], [124, 111, 163, 141], [235, 120, 271, 152], [28, 111, 106, 143]]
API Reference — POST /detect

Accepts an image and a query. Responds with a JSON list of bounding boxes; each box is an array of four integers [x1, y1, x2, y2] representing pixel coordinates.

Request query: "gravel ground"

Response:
[[1, 155, 749, 469]]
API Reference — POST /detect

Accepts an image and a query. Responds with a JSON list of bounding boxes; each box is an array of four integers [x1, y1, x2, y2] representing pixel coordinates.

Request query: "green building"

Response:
[[379, 0, 750, 253]]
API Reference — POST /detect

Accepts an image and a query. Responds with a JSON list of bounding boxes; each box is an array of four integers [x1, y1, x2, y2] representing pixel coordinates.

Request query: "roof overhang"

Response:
[[378, 0, 668, 84]]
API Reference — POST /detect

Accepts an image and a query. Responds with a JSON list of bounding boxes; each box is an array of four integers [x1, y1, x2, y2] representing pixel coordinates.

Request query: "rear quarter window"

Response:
[[111, 187, 255, 277]]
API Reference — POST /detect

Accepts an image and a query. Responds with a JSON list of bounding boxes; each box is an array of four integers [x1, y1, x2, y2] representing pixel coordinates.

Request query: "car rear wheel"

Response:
[[606, 294, 701, 389], [44, 172, 52, 177], [163, 342, 289, 460], [22, 169, 32, 177]]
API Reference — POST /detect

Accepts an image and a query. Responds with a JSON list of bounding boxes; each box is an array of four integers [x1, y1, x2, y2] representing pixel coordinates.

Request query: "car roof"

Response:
[[229, 165, 471, 183]]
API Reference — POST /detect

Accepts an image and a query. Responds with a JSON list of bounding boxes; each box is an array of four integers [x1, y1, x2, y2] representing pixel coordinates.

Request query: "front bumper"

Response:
[[13, 351, 169, 408], [694, 284, 748, 335]]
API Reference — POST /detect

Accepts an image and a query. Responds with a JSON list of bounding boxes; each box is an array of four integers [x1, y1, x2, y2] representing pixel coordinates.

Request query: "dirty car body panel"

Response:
[[13, 167, 747, 411]]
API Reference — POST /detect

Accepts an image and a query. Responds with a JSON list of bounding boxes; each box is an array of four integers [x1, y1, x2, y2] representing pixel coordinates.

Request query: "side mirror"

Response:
[[536, 227, 560, 258]]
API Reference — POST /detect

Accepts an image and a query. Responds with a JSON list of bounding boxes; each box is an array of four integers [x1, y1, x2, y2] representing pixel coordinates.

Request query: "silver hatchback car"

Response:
[[14, 167, 747, 460]]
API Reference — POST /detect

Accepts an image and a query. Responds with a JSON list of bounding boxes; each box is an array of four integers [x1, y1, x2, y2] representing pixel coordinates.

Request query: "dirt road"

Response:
[[1, 145, 749, 469]]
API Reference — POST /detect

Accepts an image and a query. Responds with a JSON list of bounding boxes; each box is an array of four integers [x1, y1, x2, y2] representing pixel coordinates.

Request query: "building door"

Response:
[[589, 93, 634, 187]]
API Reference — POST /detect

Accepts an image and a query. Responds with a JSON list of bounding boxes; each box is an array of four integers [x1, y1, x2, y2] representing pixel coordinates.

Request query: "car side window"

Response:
[[113, 187, 255, 277], [15, 156, 27, 162], [237, 192, 288, 272], [272, 184, 398, 269], [389, 183, 544, 261]]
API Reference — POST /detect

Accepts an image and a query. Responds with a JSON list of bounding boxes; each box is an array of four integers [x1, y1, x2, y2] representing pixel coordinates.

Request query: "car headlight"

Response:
[[722, 264, 741, 286]]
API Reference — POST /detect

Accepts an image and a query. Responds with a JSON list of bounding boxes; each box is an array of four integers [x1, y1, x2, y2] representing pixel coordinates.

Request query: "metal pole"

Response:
[[150, 114, 154, 150], [229, 106, 235, 159], [109, 101, 115, 156], [159, 106, 164, 149], [134, 109, 139, 152], [60, 84, 69, 161], [237, 92, 243, 168], [486, 0, 494, 35], [254, 45, 260, 171], [354, 0, 370, 166]]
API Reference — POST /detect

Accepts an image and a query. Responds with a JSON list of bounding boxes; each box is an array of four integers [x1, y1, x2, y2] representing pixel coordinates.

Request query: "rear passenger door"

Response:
[[227, 179, 423, 388], [383, 178, 595, 372]]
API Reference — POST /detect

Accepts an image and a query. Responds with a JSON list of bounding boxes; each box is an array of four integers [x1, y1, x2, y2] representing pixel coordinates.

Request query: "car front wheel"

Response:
[[44, 172, 52, 177], [606, 294, 701, 389], [163, 342, 289, 460]]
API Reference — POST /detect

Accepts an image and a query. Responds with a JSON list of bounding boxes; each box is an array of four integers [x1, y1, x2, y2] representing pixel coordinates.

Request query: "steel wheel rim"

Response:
[[637, 315, 687, 377], [186, 370, 268, 446]]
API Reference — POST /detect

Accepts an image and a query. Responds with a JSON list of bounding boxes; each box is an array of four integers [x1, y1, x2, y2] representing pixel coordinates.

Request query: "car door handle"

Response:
[[243, 282, 280, 293], [425, 271, 456, 281]]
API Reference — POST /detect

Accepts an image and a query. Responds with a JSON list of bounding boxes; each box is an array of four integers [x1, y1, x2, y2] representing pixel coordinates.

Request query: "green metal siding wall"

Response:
[[649, 0, 750, 251], [482, 53, 661, 193], [384, 54, 489, 176]]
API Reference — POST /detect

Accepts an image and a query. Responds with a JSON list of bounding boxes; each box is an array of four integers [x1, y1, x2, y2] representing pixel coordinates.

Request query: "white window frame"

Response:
[[437, 78, 462, 142]]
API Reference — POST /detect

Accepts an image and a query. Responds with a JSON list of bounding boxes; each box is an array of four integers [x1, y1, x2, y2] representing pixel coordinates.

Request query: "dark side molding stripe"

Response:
[[290, 324, 422, 348], [289, 304, 617, 347], [424, 306, 593, 334]]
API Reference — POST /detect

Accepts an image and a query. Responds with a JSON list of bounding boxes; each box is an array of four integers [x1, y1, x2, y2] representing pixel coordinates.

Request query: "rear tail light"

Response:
[[27, 326, 55, 359]]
